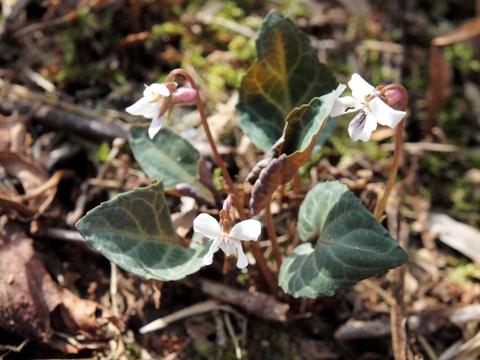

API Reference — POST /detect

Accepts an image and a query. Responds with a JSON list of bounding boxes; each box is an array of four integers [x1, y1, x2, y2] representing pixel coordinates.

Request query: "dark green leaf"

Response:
[[129, 125, 214, 203], [237, 10, 337, 151], [279, 181, 408, 298], [249, 85, 345, 214], [76, 181, 207, 281]]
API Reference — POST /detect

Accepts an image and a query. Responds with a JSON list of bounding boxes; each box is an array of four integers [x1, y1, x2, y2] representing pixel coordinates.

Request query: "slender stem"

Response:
[[166, 69, 276, 291], [388, 208, 412, 359], [373, 84, 411, 358], [265, 198, 283, 268], [250, 242, 278, 293], [166, 69, 238, 206], [373, 84, 408, 221], [293, 172, 302, 193], [373, 120, 404, 220], [110, 262, 119, 317], [299, 298, 308, 314]]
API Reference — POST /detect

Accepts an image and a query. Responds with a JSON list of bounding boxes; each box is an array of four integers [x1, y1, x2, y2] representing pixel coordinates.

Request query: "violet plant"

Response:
[[76, 11, 408, 299]]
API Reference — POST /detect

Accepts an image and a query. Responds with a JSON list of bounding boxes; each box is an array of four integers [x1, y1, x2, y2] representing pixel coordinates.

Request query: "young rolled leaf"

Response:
[[129, 125, 215, 205], [279, 181, 408, 298], [76, 181, 208, 281], [237, 10, 337, 152], [250, 85, 346, 214]]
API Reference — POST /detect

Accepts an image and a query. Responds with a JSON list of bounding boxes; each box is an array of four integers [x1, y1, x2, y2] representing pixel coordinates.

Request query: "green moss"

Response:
[[212, 167, 224, 190], [218, 1, 246, 19], [236, 272, 250, 285], [228, 36, 255, 62], [444, 42, 480, 78], [96, 142, 111, 162], [204, 62, 246, 91], [125, 342, 143, 360], [446, 256, 480, 285], [151, 22, 185, 39], [419, 148, 480, 226]]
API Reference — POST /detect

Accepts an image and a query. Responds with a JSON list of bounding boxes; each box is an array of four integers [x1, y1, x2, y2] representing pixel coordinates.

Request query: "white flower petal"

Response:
[[234, 241, 248, 269], [140, 105, 163, 119], [348, 111, 377, 142], [229, 219, 261, 241], [125, 97, 158, 116], [349, 73, 375, 102], [179, 196, 196, 214], [219, 238, 237, 256], [193, 213, 222, 239], [330, 96, 364, 117], [368, 97, 406, 129], [144, 83, 170, 98], [148, 115, 164, 139], [203, 238, 221, 265]]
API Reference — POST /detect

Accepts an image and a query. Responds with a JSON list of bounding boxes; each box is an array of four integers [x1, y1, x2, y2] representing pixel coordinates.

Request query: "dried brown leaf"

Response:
[[248, 92, 342, 214], [249, 154, 288, 214], [0, 223, 118, 353], [429, 213, 480, 264], [427, 45, 452, 130], [432, 17, 480, 46], [0, 150, 51, 211], [0, 229, 52, 343], [0, 151, 69, 218], [428, 17, 480, 130], [0, 151, 48, 189]]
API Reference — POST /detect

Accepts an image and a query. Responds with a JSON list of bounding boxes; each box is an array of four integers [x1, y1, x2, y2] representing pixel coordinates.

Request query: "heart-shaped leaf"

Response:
[[129, 125, 214, 204], [237, 10, 337, 151], [279, 181, 408, 298], [249, 85, 345, 214], [76, 181, 208, 281]]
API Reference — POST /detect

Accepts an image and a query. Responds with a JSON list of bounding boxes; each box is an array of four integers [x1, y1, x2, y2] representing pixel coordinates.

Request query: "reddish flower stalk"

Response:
[[166, 69, 238, 206], [167, 69, 277, 292], [373, 84, 408, 221], [265, 198, 283, 268]]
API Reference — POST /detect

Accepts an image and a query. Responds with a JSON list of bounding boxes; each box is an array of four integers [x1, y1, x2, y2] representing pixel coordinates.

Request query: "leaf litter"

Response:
[[0, 0, 480, 359]]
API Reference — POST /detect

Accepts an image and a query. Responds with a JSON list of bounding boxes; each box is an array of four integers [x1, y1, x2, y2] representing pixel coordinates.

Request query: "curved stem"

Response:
[[167, 69, 276, 290], [373, 84, 408, 221], [166, 69, 239, 210], [373, 120, 404, 220]]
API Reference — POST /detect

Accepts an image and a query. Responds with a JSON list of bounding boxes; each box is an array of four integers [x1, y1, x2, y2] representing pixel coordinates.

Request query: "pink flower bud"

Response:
[[384, 89, 402, 106], [173, 87, 198, 104]]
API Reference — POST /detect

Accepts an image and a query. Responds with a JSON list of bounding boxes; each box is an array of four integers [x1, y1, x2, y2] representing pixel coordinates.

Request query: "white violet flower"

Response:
[[126, 83, 173, 139], [126, 82, 197, 139], [193, 213, 261, 269], [330, 73, 406, 142]]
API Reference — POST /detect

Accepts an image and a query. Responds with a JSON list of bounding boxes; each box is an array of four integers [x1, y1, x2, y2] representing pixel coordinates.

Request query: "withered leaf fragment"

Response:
[[0, 223, 118, 354]]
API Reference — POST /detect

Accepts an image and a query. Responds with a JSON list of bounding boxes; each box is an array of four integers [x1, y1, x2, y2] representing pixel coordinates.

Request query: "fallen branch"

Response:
[[139, 300, 243, 333], [199, 278, 289, 322], [0, 79, 128, 141], [0, 97, 128, 141]]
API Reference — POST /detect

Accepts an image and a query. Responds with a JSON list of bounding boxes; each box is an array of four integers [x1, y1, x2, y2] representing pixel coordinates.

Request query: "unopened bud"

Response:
[[384, 89, 402, 106], [219, 195, 235, 232], [173, 87, 198, 104]]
